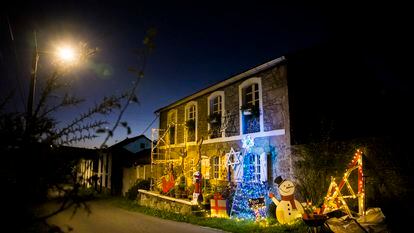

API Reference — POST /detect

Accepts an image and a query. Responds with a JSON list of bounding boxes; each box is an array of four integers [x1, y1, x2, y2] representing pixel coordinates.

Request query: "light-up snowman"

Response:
[[269, 176, 304, 224]]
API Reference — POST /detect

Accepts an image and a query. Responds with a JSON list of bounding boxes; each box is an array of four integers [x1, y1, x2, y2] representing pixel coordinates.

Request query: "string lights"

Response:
[[321, 149, 365, 217]]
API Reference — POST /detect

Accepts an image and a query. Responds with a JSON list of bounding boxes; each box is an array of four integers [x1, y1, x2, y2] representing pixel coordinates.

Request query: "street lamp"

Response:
[[26, 31, 81, 132], [56, 46, 77, 63]]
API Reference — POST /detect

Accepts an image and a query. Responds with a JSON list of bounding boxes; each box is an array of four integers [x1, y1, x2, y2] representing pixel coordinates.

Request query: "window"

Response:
[[239, 78, 263, 135], [244, 153, 267, 182], [245, 83, 259, 107], [208, 91, 225, 139], [253, 154, 261, 181], [140, 143, 145, 149], [213, 157, 220, 179], [185, 101, 197, 142], [167, 110, 177, 144], [212, 95, 222, 115]]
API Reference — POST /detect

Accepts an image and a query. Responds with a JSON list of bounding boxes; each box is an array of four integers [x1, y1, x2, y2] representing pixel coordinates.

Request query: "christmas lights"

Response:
[[229, 136, 268, 220], [321, 149, 365, 217]]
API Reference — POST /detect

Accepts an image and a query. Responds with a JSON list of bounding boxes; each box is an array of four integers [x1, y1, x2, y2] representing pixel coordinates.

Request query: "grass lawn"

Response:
[[108, 197, 309, 233]]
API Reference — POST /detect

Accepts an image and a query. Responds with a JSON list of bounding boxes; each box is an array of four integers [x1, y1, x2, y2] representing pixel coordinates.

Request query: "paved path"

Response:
[[46, 200, 224, 233]]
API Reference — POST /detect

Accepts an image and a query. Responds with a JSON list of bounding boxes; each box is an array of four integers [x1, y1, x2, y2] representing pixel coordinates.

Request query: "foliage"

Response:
[[1, 28, 157, 232], [292, 141, 350, 207], [125, 179, 151, 200], [292, 137, 411, 219]]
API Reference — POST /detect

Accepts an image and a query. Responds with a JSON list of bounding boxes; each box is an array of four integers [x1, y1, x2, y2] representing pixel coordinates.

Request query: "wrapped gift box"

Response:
[[210, 198, 228, 218]]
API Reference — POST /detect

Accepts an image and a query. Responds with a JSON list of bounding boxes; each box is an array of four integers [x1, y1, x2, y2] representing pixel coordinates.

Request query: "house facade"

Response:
[[151, 56, 292, 191]]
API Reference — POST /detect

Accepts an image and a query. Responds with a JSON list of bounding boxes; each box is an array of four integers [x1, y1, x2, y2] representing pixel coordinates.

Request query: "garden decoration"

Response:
[[210, 193, 228, 218], [225, 147, 242, 181], [192, 171, 203, 203], [241, 135, 254, 153], [229, 135, 268, 220], [161, 167, 175, 194], [321, 149, 365, 217], [269, 176, 304, 224], [248, 197, 267, 222]]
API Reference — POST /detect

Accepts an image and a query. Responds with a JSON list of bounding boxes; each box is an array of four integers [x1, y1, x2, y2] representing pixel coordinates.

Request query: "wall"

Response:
[[154, 63, 291, 189], [138, 190, 199, 215], [122, 165, 151, 195]]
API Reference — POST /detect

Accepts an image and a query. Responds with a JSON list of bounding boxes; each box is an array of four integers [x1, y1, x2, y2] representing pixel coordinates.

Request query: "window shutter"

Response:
[[220, 155, 227, 180], [234, 157, 243, 182], [260, 152, 267, 182]]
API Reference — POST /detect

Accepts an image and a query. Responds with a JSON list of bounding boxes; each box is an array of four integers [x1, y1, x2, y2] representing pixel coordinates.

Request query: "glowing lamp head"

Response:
[[56, 46, 77, 63]]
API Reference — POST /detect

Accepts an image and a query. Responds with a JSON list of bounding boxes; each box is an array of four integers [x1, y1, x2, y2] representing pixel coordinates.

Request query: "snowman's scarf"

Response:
[[281, 194, 297, 210]]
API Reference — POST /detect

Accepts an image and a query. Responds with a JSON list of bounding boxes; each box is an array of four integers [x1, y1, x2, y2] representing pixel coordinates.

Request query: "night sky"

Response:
[[1, 2, 412, 148]]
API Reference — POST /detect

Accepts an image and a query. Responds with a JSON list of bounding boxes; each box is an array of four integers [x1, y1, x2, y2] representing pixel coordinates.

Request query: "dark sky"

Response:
[[1, 2, 412, 148]]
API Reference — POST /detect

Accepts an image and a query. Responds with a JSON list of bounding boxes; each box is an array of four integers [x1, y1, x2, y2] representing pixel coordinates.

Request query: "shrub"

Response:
[[125, 179, 150, 200]]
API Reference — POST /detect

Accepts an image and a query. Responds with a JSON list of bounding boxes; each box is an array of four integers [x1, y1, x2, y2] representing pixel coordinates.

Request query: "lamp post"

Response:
[[26, 31, 39, 120], [25, 30, 79, 136]]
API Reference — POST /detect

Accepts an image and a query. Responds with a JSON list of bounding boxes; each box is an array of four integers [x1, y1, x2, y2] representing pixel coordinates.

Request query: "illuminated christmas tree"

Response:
[[229, 136, 268, 220]]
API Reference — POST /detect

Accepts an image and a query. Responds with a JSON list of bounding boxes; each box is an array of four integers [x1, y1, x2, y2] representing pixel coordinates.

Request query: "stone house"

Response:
[[151, 56, 291, 193], [151, 42, 385, 196]]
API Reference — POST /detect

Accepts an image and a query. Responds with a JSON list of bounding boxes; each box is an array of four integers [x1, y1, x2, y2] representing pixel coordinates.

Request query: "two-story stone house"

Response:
[[151, 56, 291, 190]]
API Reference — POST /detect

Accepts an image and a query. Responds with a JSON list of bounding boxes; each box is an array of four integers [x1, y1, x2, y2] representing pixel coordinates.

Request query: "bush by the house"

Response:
[[126, 179, 151, 200]]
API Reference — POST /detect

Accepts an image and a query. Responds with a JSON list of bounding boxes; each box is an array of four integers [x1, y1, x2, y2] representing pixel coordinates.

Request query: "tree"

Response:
[[0, 28, 156, 232]]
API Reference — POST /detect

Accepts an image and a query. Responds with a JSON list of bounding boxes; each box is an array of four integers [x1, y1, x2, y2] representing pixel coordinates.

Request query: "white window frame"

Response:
[[185, 101, 198, 142], [212, 156, 220, 179], [239, 77, 264, 135], [207, 91, 225, 138], [253, 154, 261, 181], [167, 109, 178, 144]]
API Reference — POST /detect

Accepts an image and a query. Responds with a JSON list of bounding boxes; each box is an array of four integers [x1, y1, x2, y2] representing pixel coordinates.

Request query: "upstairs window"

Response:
[[239, 78, 263, 134], [208, 91, 225, 139], [185, 102, 197, 142], [167, 110, 177, 144]]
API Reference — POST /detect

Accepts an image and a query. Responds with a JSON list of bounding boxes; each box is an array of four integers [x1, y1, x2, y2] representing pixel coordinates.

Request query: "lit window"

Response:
[[213, 157, 220, 179]]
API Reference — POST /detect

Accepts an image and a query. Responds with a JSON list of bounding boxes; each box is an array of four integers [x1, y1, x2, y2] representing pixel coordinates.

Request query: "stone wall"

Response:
[[138, 189, 199, 215], [157, 64, 289, 141], [154, 63, 291, 190]]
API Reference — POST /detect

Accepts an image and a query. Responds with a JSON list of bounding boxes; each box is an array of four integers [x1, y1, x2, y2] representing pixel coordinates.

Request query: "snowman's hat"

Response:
[[274, 176, 285, 186]]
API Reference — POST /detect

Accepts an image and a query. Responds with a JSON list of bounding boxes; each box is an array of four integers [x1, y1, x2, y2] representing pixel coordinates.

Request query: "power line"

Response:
[[140, 113, 159, 136]]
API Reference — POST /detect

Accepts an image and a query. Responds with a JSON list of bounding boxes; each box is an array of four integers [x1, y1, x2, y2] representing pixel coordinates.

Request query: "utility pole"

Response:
[[26, 31, 39, 126]]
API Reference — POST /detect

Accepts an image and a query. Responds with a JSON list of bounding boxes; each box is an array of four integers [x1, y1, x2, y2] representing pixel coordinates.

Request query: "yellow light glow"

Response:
[[57, 46, 76, 61]]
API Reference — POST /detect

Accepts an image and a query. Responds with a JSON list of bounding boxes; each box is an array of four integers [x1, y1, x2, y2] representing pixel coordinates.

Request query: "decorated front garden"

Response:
[[129, 136, 397, 232]]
